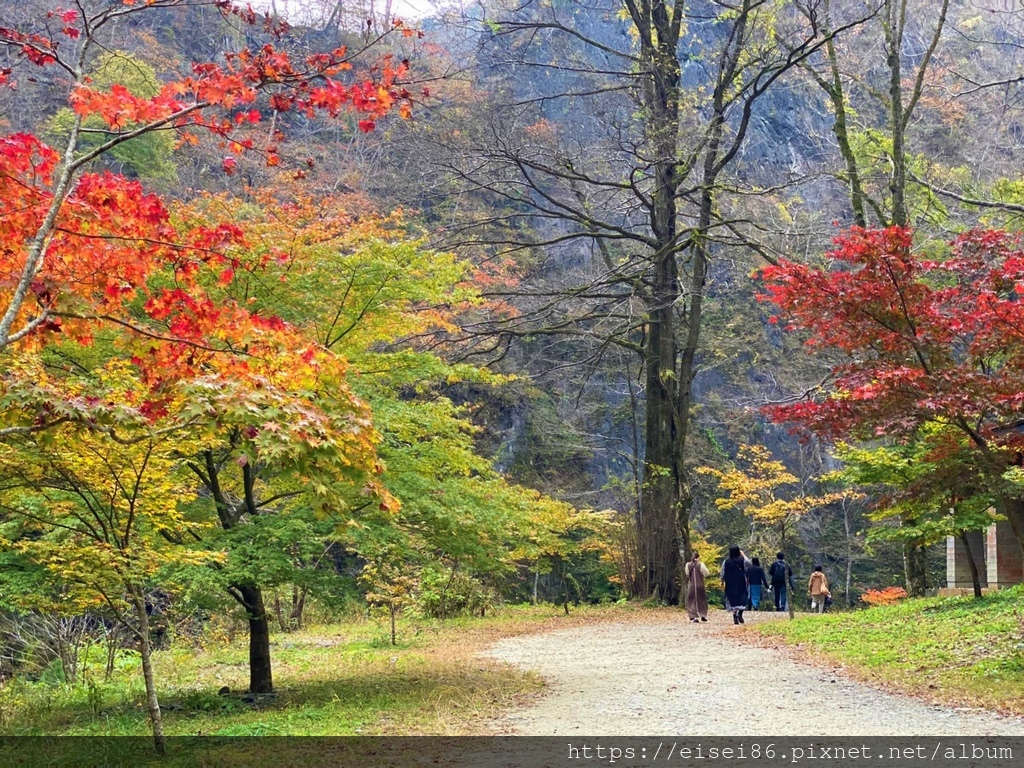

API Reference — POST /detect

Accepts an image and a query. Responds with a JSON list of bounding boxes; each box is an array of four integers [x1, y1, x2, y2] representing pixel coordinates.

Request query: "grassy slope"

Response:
[[0, 603, 666, 738], [753, 586, 1024, 714]]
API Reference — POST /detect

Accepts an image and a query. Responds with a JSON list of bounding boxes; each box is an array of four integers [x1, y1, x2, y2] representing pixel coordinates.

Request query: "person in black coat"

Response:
[[745, 557, 770, 610], [721, 545, 749, 624]]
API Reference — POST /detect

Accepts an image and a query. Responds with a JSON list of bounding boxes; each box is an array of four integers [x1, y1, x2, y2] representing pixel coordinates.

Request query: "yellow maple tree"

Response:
[[699, 444, 855, 553]]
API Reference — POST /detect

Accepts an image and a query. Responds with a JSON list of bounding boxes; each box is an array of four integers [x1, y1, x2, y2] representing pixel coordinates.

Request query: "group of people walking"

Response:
[[684, 547, 831, 623]]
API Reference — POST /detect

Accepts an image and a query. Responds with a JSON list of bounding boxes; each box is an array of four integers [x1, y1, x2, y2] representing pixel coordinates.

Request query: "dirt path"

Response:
[[480, 611, 1024, 736]]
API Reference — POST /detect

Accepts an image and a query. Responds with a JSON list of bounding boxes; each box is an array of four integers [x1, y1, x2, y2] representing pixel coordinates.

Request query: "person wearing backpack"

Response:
[[768, 552, 792, 612]]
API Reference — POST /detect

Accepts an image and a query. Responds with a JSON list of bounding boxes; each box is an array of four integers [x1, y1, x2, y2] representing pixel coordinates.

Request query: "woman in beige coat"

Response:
[[808, 565, 830, 613], [684, 553, 710, 623]]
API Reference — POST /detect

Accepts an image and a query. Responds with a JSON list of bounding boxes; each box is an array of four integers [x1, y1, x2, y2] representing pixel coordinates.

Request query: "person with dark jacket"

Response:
[[768, 552, 792, 612], [746, 557, 769, 610], [721, 545, 750, 624]]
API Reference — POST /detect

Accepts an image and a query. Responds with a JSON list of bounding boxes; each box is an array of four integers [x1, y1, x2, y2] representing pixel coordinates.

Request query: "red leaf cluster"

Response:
[[759, 226, 1024, 453]]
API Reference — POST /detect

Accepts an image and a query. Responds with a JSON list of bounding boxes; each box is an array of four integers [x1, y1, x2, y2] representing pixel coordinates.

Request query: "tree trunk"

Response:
[[290, 585, 306, 630], [958, 530, 983, 599], [105, 627, 118, 681], [843, 501, 854, 606], [273, 590, 288, 633], [636, 10, 686, 607], [389, 604, 397, 646], [236, 583, 273, 694], [130, 587, 165, 755], [904, 541, 927, 597], [438, 559, 459, 620], [885, 0, 908, 228], [820, 0, 868, 227]]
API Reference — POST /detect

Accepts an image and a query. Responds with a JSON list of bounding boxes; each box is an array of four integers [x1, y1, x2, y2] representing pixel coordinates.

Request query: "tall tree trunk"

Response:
[[130, 587, 165, 755], [822, 0, 867, 227], [637, 8, 685, 607], [958, 530, 983, 599], [236, 583, 273, 694], [640, 290, 683, 604], [884, 0, 949, 229], [885, 0, 908, 227]]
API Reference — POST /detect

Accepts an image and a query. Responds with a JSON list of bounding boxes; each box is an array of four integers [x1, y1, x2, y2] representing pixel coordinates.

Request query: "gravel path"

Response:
[[481, 611, 1024, 736]]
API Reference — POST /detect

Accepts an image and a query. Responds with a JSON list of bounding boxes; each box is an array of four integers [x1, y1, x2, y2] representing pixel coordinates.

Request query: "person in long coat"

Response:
[[721, 545, 750, 624], [684, 553, 709, 623]]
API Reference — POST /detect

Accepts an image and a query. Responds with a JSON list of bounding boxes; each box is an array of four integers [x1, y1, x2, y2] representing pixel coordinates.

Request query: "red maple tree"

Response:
[[0, 0, 412, 353], [759, 226, 1024, 556]]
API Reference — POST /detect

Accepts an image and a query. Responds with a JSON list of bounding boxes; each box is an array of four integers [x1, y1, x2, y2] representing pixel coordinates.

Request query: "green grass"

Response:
[[754, 586, 1024, 713], [0, 602, 656, 742]]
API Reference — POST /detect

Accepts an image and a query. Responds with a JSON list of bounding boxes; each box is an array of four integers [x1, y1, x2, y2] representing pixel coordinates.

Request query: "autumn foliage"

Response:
[[760, 227, 1024, 453], [0, 0, 413, 354], [759, 225, 1024, 561], [0, 0, 421, 750], [860, 586, 908, 606]]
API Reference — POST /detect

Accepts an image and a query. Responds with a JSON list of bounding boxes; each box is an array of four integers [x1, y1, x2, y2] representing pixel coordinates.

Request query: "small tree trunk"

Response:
[[389, 604, 397, 646], [273, 590, 288, 633], [904, 541, 927, 597], [289, 585, 306, 630], [105, 628, 118, 681], [439, 559, 459, 620], [237, 584, 273, 694], [130, 587, 165, 755], [959, 530, 983, 599], [843, 501, 854, 606], [559, 559, 570, 616], [56, 620, 78, 685]]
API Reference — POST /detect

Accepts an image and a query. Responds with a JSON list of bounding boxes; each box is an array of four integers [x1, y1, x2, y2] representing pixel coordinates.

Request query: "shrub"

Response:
[[861, 586, 908, 606]]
